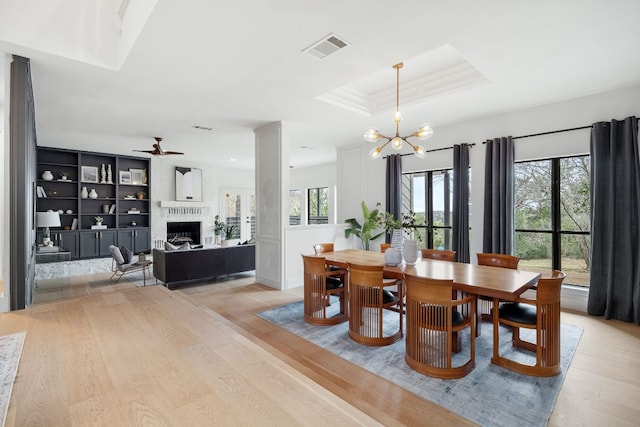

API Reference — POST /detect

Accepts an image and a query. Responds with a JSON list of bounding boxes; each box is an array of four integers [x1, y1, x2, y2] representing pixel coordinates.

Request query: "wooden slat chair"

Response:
[[302, 254, 348, 325], [476, 253, 520, 321], [347, 263, 402, 346], [404, 274, 476, 379], [421, 249, 456, 262], [313, 243, 346, 305], [492, 270, 565, 377]]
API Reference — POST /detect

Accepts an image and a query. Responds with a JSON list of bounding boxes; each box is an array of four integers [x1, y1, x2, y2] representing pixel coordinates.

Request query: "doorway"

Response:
[[221, 188, 256, 242]]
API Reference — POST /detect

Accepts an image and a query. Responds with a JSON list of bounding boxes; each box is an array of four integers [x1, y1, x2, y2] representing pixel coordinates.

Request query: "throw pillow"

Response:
[[121, 246, 133, 264], [176, 242, 190, 251], [109, 245, 125, 264]]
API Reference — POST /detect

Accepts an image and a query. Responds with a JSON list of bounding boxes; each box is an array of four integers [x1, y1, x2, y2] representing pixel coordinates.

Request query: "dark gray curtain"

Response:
[[588, 116, 640, 325], [385, 154, 402, 242], [10, 55, 38, 310], [482, 137, 514, 254], [453, 144, 470, 263]]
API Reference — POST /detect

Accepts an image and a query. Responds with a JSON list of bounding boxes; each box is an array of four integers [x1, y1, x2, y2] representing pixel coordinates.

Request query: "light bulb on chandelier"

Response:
[[363, 62, 433, 159]]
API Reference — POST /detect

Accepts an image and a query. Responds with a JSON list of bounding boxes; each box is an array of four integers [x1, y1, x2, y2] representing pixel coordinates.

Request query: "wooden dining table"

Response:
[[317, 249, 541, 336]]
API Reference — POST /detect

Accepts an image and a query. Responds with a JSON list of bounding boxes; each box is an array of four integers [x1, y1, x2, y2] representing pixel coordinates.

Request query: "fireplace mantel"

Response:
[[159, 201, 210, 208]]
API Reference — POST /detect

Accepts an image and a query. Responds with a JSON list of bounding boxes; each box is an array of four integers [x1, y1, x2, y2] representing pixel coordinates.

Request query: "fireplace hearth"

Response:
[[166, 221, 201, 246]]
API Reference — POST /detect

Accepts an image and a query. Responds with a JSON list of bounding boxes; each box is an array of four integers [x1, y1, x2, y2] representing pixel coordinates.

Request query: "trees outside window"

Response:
[[308, 187, 329, 224], [289, 190, 301, 225], [515, 155, 590, 286], [401, 170, 453, 249]]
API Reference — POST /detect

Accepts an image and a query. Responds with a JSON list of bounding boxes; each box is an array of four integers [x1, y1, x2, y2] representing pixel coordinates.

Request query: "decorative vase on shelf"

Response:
[[384, 247, 403, 266], [42, 170, 53, 181], [100, 164, 106, 184], [89, 189, 98, 199], [107, 164, 113, 184], [81, 186, 89, 199], [403, 239, 419, 265]]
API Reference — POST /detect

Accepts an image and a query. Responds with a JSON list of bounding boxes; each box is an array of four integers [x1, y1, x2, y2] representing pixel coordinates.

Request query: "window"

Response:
[[514, 156, 590, 286], [289, 190, 301, 225], [402, 170, 453, 249], [307, 187, 329, 224]]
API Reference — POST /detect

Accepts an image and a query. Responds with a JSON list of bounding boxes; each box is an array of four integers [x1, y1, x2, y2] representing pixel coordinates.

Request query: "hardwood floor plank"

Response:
[[3, 274, 640, 426]]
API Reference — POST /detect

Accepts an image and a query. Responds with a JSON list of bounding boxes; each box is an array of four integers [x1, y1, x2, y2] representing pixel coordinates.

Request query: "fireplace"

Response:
[[166, 221, 201, 246]]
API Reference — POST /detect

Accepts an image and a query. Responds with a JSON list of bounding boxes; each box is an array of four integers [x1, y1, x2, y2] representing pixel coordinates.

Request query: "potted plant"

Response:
[[138, 252, 146, 262], [214, 215, 225, 244], [136, 191, 146, 200], [59, 171, 70, 181], [94, 216, 104, 226], [382, 210, 403, 248], [221, 224, 239, 247], [344, 201, 385, 251]]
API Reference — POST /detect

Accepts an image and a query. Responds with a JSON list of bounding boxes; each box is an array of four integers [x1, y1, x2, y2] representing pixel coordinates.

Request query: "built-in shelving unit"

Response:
[[36, 147, 151, 259]]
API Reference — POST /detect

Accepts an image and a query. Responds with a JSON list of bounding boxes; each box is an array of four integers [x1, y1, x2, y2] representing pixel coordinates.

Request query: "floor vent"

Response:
[[302, 33, 349, 60]]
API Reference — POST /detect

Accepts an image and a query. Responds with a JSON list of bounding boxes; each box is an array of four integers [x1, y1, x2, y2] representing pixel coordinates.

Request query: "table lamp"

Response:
[[36, 211, 61, 246]]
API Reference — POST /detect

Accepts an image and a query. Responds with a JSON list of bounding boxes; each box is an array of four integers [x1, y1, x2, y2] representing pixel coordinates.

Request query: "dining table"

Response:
[[317, 249, 541, 336]]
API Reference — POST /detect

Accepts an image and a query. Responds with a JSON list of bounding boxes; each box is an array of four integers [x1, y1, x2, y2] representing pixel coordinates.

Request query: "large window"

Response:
[[308, 187, 329, 224], [514, 156, 590, 286], [289, 189, 301, 225], [402, 170, 453, 249]]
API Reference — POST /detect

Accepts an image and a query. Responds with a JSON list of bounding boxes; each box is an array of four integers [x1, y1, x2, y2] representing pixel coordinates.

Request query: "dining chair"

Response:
[[301, 254, 348, 325], [347, 262, 402, 346], [476, 253, 520, 321], [492, 270, 566, 376], [313, 243, 334, 254], [313, 243, 345, 299], [404, 273, 476, 379], [421, 249, 456, 262]]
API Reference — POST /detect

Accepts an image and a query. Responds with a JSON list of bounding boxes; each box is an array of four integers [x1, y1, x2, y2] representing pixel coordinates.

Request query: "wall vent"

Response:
[[302, 33, 349, 60]]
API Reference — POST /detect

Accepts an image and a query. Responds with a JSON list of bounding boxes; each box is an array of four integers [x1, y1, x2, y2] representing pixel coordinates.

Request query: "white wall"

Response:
[[338, 83, 640, 312], [284, 224, 348, 290], [289, 162, 337, 224], [150, 158, 254, 247]]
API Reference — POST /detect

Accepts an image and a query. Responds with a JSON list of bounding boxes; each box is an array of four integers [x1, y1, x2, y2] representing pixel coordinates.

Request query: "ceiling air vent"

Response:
[[302, 33, 349, 60]]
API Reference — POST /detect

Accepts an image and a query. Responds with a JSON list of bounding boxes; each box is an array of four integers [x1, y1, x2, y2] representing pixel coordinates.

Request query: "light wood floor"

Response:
[[1, 273, 639, 426]]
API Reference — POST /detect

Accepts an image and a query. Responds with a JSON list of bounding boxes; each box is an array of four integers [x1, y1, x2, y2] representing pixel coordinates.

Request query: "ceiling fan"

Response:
[[134, 137, 184, 156]]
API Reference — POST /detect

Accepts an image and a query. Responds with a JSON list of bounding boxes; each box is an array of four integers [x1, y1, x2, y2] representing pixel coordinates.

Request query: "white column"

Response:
[[254, 121, 289, 289]]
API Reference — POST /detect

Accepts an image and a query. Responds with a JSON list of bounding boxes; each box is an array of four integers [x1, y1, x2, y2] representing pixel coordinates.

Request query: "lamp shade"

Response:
[[36, 211, 61, 228]]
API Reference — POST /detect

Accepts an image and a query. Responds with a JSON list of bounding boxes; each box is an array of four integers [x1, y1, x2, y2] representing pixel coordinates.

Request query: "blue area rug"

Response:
[[257, 300, 582, 427]]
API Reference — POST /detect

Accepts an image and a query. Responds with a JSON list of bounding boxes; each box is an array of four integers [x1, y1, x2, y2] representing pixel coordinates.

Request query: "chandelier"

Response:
[[364, 63, 434, 159]]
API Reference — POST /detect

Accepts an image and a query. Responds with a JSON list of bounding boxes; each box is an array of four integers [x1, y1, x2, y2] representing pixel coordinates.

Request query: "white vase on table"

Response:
[[384, 247, 403, 266], [403, 239, 418, 265]]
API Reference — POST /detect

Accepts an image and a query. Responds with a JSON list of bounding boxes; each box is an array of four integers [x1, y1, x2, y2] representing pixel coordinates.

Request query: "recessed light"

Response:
[[229, 158, 236, 162]]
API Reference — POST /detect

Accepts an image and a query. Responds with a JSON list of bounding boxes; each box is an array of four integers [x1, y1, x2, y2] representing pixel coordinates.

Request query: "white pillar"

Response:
[[254, 122, 289, 289]]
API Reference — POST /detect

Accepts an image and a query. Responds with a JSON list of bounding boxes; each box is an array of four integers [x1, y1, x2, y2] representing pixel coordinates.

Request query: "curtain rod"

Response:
[[384, 142, 476, 159], [482, 117, 640, 143]]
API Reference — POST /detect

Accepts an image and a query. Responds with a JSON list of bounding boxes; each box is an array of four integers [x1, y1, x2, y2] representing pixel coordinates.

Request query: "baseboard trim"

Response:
[[561, 285, 587, 313]]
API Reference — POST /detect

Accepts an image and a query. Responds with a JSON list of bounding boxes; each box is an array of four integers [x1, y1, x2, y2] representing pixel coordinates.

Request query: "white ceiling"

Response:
[[2, 0, 640, 170]]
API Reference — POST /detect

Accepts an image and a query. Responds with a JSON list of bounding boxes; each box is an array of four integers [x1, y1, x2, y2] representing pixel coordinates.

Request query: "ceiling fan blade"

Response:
[[134, 137, 184, 155]]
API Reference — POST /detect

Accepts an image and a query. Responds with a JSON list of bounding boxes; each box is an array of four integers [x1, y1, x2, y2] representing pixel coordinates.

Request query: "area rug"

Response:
[[0, 332, 26, 427], [257, 300, 582, 427]]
